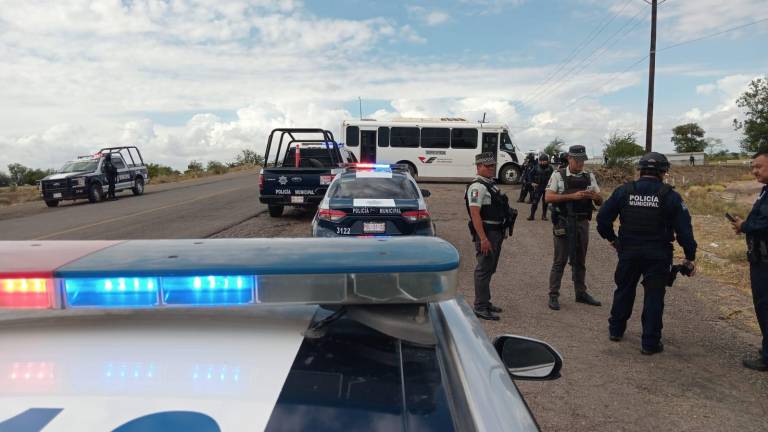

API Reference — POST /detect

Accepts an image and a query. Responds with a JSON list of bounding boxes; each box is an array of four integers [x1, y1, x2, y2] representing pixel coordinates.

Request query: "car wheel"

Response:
[[88, 183, 104, 203], [400, 162, 417, 179], [44, 200, 59, 208], [499, 164, 521, 185], [132, 177, 145, 196], [268, 204, 284, 217]]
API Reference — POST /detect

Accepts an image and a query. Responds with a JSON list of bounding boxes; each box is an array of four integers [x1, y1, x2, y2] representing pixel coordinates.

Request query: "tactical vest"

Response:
[[464, 178, 507, 223], [746, 188, 768, 263], [618, 181, 672, 238], [533, 165, 553, 186], [557, 169, 593, 217]]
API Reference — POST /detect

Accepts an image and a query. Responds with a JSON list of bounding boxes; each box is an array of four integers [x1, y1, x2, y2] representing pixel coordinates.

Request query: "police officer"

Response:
[[103, 154, 118, 201], [731, 149, 768, 371], [517, 153, 535, 203], [545, 145, 603, 310], [528, 154, 554, 221], [466, 152, 513, 320], [597, 152, 697, 355]]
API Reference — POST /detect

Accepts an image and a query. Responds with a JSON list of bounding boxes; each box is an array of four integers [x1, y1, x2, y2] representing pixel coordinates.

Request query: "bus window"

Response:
[[501, 132, 515, 151], [451, 129, 478, 149], [391, 127, 420, 148], [481, 132, 498, 154], [346, 126, 359, 147], [421, 128, 450, 148], [360, 130, 377, 163], [378, 127, 390, 147]]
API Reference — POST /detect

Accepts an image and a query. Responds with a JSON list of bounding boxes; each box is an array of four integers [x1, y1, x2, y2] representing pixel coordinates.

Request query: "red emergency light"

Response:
[[0, 277, 53, 309]]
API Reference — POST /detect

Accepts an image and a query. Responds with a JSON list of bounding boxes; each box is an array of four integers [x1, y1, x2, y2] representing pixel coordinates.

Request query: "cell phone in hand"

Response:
[[725, 212, 736, 222]]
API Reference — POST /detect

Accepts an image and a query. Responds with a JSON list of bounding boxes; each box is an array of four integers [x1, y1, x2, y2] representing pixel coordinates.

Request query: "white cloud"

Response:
[[696, 84, 717, 95], [407, 6, 451, 26], [459, 0, 527, 14], [659, 0, 768, 41]]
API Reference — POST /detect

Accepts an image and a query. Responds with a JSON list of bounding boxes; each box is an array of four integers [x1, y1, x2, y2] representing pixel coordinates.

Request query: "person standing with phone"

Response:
[[731, 150, 768, 371]]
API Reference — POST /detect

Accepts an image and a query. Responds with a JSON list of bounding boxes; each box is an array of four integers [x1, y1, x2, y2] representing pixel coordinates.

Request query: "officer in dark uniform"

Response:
[[517, 153, 535, 203], [597, 152, 697, 355], [103, 153, 118, 200], [528, 154, 554, 221], [731, 150, 768, 371], [545, 145, 603, 310], [465, 152, 515, 320]]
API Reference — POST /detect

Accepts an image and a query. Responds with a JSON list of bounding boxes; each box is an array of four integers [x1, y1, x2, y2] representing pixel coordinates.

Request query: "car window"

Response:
[[59, 160, 98, 173], [283, 148, 337, 167], [330, 175, 419, 199], [110, 156, 126, 169]]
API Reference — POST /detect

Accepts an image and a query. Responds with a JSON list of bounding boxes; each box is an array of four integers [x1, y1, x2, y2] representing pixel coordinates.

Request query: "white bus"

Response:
[[341, 118, 525, 183]]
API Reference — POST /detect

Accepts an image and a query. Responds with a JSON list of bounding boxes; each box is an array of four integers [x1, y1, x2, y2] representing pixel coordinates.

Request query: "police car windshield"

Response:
[[59, 160, 98, 173], [330, 175, 419, 200]]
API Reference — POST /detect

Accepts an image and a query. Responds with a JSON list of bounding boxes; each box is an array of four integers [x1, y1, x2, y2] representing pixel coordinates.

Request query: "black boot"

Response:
[[641, 342, 664, 355], [576, 292, 601, 306], [548, 295, 560, 310], [743, 357, 768, 371], [474, 307, 500, 321], [526, 215, 534, 221]]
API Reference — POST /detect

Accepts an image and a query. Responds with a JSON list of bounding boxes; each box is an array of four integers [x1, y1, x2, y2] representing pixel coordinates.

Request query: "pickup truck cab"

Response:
[[39, 146, 149, 207], [259, 129, 356, 217]]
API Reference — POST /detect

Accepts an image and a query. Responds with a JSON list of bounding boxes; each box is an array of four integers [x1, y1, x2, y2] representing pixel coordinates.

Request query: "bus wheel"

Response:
[[499, 164, 521, 185], [402, 162, 417, 179]]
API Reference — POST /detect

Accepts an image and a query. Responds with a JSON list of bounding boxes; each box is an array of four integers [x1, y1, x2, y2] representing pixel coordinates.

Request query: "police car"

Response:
[[312, 164, 436, 237], [39, 146, 149, 207], [0, 238, 562, 431]]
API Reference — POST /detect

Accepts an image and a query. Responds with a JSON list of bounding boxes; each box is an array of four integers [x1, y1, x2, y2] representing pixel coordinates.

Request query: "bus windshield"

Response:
[[501, 132, 515, 152]]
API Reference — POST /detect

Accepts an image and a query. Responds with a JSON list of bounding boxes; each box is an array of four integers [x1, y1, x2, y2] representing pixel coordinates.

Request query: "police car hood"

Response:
[[0, 308, 317, 431], [42, 172, 90, 181]]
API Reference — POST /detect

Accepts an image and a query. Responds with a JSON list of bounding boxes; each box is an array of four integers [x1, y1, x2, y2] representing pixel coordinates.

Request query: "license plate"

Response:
[[53, 193, 62, 198], [363, 222, 386, 233], [290, 196, 304, 204]]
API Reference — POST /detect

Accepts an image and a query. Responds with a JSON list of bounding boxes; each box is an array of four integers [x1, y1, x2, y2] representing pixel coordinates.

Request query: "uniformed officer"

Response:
[[103, 154, 118, 201], [517, 153, 535, 203], [731, 150, 768, 371], [545, 145, 603, 310], [465, 152, 512, 320], [597, 152, 697, 355], [528, 154, 554, 221]]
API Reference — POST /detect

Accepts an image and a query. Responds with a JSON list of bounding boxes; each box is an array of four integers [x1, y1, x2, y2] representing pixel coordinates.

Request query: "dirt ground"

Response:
[[213, 181, 768, 432]]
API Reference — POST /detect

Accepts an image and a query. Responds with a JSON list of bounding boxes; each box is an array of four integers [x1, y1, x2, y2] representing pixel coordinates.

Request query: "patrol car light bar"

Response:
[[0, 238, 460, 310]]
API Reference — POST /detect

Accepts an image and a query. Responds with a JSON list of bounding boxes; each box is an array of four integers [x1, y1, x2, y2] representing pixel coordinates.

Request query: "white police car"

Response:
[[312, 164, 436, 237], [0, 238, 562, 431]]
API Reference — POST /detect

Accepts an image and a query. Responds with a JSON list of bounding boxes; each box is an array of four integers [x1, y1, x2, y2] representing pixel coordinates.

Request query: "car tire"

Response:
[[400, 162, 417, 179], [132, 177, 145, 196], [268, 204, 284, 217], [44, 200, 59, 208], [88, 183, 104, 203], [499, 164, 521, 185]]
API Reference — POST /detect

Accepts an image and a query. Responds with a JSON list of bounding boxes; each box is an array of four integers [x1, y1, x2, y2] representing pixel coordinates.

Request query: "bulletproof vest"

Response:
[[534, 165, 553, 185], [464, 179, 508, 223], [557, 169, 593, 216], [747, 188, 768, 263], [618, 181, 672, 237]]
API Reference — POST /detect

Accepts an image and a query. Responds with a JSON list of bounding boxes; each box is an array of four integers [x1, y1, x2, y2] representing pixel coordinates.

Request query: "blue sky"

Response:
[[0, 0, 766, 169]]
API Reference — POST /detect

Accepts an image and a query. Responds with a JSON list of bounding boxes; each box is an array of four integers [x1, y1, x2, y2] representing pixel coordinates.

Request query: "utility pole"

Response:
[[358, 97, 363, 120], [644, 0, 657, 152]]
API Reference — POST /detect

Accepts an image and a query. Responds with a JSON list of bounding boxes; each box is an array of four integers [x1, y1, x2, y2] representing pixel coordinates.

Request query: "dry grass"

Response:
[[0, 186, 40, 206]]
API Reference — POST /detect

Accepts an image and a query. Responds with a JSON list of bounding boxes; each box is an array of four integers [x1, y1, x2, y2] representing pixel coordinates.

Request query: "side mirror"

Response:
[[493, 335, 562, 381], [420, 189, 431, 198]]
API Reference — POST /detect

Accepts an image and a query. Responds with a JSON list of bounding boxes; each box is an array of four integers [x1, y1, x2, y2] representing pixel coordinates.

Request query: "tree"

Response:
[[7, 163, 29, 186], [671, 123, 707, 153], [704, 137, 725, 156], [206, 160, 229, 175], [603, 132, 644, 168], [186, 160, 204, 173], [146, 163, 178, 178], [542, 137, 565, 157], [733, 76, 768, 153], [232, 149, 264, 167], [0, 171, 10, 187]]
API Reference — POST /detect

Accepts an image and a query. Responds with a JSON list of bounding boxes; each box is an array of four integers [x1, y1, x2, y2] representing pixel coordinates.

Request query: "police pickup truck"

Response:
[[0, 238, 562, 431], [259, 128, 356, 217], [39, 146, 149, 207]]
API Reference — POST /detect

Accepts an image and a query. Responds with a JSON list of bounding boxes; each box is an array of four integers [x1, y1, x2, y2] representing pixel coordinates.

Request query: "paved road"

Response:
[[2, 178, 767, 431], [0, 170, 263, 240]]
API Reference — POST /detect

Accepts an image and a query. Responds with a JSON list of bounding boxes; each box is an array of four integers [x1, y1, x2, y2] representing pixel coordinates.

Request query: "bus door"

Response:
[[360, 130, 377, 163], [481, 132, 499, 155]]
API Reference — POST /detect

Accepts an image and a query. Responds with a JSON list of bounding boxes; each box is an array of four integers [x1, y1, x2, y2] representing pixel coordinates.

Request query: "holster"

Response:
[[552, 214, 568, 237], [747, 236, 768, 264]]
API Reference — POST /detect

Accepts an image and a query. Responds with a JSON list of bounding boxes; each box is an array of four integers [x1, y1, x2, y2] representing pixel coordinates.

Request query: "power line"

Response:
[[519, 0, 636, 106], [657, 16, 768, 52]]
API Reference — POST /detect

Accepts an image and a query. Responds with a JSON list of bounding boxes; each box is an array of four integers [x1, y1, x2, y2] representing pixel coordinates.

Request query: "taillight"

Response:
[[320, 175, 335, 185], [402, 210, 430, 222], [318, 209, 347, 222], [259, 174, 264, 191]]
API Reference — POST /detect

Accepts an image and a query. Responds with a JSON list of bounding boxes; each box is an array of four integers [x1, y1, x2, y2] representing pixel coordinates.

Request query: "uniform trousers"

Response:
[[530, 188, 548, 218], [750, 262, 768, 361], [609, 257, 669, 349], [549, 218, 589, 296], [474, 227, 505, 310]]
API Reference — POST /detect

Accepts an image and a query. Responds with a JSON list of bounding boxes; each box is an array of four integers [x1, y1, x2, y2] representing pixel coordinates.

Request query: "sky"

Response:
[[0, 0, 766, 170]]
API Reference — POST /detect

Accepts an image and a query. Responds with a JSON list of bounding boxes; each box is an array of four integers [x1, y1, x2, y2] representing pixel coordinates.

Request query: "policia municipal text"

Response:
[[465, 152, 517, 321], [597, 153, 697, 355]]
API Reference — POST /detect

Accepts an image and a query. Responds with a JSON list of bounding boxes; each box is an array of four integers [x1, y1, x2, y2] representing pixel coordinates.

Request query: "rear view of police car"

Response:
[[312, 164, 435, 237]]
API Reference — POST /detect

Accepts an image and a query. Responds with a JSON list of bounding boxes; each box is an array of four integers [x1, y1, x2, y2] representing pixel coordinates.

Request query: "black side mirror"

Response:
[[493, 335, 563, 380], [420, 189, 431, 198]]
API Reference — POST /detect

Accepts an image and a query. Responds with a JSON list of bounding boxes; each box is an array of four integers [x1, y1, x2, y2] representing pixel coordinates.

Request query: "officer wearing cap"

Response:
[[731, 148, 768, 371], [528, 154, 554, 221], [465, 152, 512, 320], [103, 153, 118, 201], [545, 145, 603, 310], [597, 152, 697, 355]]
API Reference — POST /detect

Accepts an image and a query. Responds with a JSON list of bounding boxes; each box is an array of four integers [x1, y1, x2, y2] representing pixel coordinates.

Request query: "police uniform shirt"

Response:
[[467, 176, 502, 224], [545, 167, 600, 194], [742, 185, 768, 235]]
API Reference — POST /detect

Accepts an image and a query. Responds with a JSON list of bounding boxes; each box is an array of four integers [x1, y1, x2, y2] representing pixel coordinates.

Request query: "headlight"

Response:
[[74, 177, 86, 187]]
